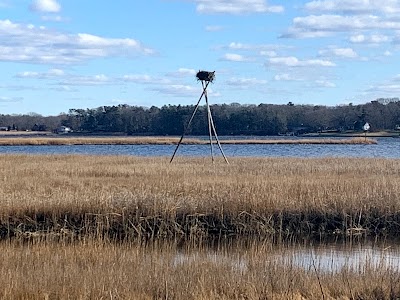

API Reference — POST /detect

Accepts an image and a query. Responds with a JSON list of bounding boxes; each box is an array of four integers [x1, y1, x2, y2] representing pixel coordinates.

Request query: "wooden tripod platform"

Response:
[[170, 71, 229, 164]]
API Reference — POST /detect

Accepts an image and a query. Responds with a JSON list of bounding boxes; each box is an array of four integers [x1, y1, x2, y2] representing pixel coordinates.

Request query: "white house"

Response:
[[56, 126, 72, 134]]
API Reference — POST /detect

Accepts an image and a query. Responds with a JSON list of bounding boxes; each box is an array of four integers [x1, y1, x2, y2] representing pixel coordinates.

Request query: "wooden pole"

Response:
[[170, 81, 210, 163], [207, 104, 229, 164], [203, 81, 214, 163]]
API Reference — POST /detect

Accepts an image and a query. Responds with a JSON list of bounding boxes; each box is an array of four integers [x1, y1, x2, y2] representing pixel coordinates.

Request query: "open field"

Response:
[[0, 155, 399, 240], [0, 136, 376, 145], [1, 239, 399, 299]]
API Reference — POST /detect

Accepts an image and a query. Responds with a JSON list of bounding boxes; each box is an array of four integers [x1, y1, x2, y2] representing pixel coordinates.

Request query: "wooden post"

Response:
[[170, 81, 211, 163], [203, 81, 214, 163]]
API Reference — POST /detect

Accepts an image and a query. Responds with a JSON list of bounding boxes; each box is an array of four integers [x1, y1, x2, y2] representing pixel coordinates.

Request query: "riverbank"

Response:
[[0, 136, 377, 145], [1, 155, 398, 240]]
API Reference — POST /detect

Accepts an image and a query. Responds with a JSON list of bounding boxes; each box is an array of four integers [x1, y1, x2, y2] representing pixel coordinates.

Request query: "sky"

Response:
[[1, 0, 400, 116]]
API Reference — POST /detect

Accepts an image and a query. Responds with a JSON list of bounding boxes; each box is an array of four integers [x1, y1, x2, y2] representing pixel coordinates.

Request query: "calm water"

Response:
[[0, 137, 399, 158], [175, 240, 400, 273]]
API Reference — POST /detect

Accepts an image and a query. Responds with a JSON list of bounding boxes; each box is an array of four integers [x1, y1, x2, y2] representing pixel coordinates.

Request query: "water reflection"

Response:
[[174, 239, 400, 273], [287, 242, 400, 272]]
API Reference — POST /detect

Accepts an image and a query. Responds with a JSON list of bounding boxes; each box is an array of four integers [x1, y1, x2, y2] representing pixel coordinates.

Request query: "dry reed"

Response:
[[0, 239, 399, 299], [0, 154, 399, 240], [1, 155, 400, 299]]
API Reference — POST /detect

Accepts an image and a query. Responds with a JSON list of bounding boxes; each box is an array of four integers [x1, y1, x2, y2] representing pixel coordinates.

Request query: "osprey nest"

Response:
[[196, 71, 215, 82]]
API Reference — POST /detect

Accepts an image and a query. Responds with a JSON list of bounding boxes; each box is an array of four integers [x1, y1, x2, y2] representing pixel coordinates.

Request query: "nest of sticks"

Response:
[[196, 71, 215, 82]]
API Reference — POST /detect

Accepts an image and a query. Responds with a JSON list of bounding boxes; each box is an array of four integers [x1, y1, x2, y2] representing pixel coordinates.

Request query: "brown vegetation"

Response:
[[1, 239, 399, 299], [1, 155, 400, 299], [0, 136, 376, 145], [0, 155, 398, 240]]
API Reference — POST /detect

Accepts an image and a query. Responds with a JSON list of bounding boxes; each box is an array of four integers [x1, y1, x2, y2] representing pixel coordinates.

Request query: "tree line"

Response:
[[1, 98, 400, 135]]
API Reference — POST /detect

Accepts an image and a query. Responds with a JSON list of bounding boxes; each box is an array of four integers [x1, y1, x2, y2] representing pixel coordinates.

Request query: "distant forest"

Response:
[[1, 98, 400, 135]]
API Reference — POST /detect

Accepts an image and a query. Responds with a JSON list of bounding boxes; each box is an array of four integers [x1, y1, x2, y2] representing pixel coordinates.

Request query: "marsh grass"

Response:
[[2, 155, 400, 299], [0, 155, 399, 240], [0, 136, 376, 145], [1, 239, 400, 299]]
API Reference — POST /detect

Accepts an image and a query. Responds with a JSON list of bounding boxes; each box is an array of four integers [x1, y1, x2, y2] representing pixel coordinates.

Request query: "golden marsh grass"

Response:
[[1, 155, 400, 299], [0, 155, 399, 240], [1, 239, 400, 299], [0, 136, 376, 145]]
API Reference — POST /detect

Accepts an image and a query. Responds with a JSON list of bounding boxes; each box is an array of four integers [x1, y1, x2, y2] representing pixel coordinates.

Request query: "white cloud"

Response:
[[388, 33, 400, 44], [318, 47, 358, 58], [220, 53, 252, 62], [30, 0, 61, 13], [283, 15, 400, 39], [123, 74, 159, 84], [274, 73, 303, 81], [0, 19, 155, 64], [193, 0, 284, 14], [296, 15, 400, 31], [152, 84, 199, 97], [41, 15, 64, 22], [315, 79, 336, 88], [227, 42, 253, 50], [366, 84, 400, 94], [260, 50, 277, 57], [48, 68, 64, 76], [365, 74, 400, 95], [16, 69, 122, 87], [59, 74, 113, 86], [16, 71, 39, 78], [51, 85, 77, 92], [226, 77, 268, 87], [305, 0, 400, 14], [280, 30, 333, 39], [268, 56, 336, 67], [176, 68, 197, 76], [16, 68, 64, 79], [349, 34, 365, 43], [224, 42, 289, 52], [349, 34, 390, 44]]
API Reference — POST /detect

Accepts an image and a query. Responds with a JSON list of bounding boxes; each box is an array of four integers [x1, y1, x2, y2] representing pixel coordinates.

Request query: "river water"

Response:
[[0, 137, 399, 158], [174, 240, 400, 273]]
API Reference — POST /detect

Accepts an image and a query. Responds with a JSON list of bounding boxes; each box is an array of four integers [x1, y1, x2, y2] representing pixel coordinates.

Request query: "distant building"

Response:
[[56, 126, 72, 134]]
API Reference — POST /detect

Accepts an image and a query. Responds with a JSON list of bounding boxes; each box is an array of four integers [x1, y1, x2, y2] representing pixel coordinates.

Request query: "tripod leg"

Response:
[[203, 81, 214, 163], [170, 81, 210, 163], [207, 103, 229, 164]]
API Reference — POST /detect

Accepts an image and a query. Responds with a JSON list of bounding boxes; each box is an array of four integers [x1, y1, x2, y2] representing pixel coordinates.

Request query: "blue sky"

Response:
[[1, 0, 400, 116]]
